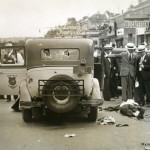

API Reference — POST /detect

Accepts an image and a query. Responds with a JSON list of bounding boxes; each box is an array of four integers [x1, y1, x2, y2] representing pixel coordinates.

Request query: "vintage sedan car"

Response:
[[20, 38, 103, 122]]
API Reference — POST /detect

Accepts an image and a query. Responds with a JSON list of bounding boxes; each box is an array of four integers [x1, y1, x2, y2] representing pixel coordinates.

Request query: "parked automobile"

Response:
[[0, 46, 26, 96], [20, 38, 103, 122]]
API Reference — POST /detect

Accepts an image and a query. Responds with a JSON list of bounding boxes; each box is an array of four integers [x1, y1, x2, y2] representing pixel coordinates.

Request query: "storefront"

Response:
[[106, 21, 117, 47], [124, 20, 149, 46], [136, 27, 146, 45], [116, 28, 124, 48], [145, 29, 150, 49], [100, 38, 110, 47]]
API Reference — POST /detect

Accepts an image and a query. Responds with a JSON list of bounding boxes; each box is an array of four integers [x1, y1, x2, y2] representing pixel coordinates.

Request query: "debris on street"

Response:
[[116, 123, 129, 127], [97, 116, 115, 125], [64, 134, 77, 138], [103, 105, 120, 112]]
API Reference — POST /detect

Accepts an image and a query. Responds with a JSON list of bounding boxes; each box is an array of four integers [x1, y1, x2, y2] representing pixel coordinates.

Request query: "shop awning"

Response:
[[145, 31, 150, 35], [115, 37, 123, 40]]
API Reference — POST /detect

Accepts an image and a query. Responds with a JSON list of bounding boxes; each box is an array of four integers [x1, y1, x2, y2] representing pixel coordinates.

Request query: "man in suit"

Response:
[[107, 43, 137, 101], [103, 45, 112, 101], [110, 54, 119, 99], [135, 45, 150, 106], [93, 49, 103, 89], [103, 45, 119, 101]]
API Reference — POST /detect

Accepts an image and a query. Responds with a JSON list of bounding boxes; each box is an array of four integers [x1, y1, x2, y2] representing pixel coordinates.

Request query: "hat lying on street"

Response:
[[125, 43, 136, 50], [104, 44, 113, 50], [137, 45, 145, 53]]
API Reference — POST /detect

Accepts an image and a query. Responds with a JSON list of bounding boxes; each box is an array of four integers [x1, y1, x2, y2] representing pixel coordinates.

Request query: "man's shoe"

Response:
[[11, 106, 20, 112], [137, 108, 145, 119]]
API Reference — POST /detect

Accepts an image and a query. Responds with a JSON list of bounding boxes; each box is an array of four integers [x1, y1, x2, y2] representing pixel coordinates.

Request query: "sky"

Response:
[[0, 0, 138, 38]]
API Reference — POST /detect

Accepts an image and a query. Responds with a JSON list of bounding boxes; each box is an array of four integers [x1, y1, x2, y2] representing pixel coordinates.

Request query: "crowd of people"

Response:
[[94, 42, 150, 106]]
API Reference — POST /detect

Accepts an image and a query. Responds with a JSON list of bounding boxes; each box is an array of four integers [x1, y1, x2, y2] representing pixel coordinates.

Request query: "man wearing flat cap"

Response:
[[107, 43, 137, 101], [135, 45, 150, 106]]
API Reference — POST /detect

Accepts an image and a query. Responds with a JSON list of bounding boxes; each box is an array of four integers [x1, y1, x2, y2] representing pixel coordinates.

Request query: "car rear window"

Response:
[[41, 48, 80, 61]]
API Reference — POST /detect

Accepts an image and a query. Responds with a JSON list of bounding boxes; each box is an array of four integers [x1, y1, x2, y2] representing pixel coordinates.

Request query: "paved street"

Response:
[[0, 97, 150, 150]]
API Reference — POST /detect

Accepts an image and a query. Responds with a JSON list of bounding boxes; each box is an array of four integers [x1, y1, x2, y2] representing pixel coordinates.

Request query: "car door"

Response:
[[0, 46, 26, 95]]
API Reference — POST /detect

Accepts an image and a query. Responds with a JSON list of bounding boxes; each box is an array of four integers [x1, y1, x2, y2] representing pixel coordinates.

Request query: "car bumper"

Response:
[[80, 99, 103, 106], [20, 99, 103, 109], [20, 101, 44, 109]]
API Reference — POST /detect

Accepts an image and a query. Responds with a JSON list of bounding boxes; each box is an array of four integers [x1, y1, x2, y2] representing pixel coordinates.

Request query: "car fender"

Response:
[[91, 78, 102, 100], [19, 79, 31, 102]]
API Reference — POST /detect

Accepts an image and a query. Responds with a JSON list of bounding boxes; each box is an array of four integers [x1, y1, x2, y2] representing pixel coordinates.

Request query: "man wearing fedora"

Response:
[[135, 45, 150, 106], [107, 43, 137, 101]]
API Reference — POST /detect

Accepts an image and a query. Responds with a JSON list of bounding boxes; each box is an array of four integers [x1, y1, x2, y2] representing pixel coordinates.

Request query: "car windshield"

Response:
[[41, 48, 80, 61]]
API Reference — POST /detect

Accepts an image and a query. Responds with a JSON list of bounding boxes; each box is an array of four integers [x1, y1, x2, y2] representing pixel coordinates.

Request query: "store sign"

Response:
[[136, 27, 146, 35], [124, 21, 149, 28], [117, 28, 124, 36], [107, 22, 116, 37]]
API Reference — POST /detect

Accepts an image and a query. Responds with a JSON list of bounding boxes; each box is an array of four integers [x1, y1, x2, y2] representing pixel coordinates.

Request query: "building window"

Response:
[[128, 34, 132, 42]]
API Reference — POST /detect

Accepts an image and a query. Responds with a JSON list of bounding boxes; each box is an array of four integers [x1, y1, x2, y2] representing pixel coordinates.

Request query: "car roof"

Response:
[[25, 38, 94, 69]]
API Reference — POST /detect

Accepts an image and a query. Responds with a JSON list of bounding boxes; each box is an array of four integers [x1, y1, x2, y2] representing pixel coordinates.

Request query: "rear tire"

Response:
[[88, 107, 98, 122], [42, 75, 81, 113], [22, 109, 32, 122]]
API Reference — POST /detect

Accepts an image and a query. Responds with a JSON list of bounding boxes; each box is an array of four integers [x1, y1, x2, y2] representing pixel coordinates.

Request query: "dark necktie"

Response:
[[129, 54, 132, 61]]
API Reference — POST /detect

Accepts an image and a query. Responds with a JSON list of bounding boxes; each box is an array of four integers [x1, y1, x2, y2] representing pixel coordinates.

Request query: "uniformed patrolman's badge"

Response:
[[7, 75, 17, 89]]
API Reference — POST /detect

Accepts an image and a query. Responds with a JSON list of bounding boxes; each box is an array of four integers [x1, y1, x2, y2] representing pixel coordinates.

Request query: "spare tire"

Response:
[[42, 75, 81, 113]]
